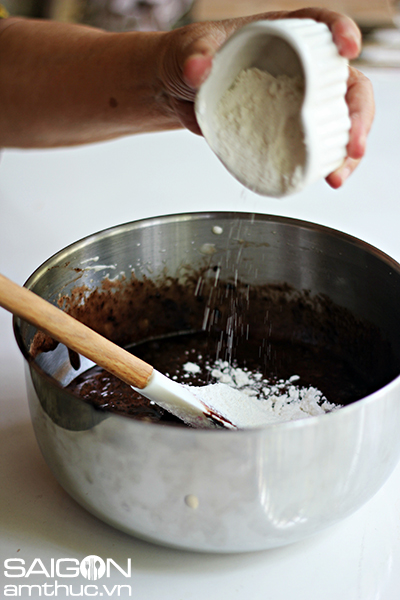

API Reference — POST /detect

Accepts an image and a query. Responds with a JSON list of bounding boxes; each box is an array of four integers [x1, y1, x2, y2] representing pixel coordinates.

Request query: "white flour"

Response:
[[184, 359, 340, 428], [214, 67, 306, 196]]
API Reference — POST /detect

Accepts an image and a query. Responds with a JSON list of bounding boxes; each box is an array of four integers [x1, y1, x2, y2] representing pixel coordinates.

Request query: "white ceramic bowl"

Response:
[[195, 19, 351, 197]]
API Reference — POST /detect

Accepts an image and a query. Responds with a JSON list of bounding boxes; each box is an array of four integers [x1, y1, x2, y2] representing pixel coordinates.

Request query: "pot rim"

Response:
[[13, 210, 400, 435]]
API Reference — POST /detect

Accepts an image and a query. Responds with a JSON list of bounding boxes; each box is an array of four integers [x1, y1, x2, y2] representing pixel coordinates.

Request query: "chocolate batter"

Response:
[[54, 274, 399, 426], [66, 329, 378, 424]]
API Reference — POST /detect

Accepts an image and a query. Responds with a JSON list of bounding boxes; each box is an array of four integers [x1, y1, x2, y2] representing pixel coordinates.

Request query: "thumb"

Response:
[[182, 53, 213, 89], [179, 24, 230, 90]]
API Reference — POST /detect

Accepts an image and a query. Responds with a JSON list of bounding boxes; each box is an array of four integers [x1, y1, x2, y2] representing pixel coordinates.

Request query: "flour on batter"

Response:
[[185, 359, 340, 428]]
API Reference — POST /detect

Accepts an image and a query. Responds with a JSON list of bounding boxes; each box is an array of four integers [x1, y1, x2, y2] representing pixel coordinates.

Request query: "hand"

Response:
[[159, 7, 374, 189]]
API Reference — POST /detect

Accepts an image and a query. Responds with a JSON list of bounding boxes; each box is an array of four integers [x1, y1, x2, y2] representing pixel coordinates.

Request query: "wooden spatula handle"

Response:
[[0, 273, 153, 389]]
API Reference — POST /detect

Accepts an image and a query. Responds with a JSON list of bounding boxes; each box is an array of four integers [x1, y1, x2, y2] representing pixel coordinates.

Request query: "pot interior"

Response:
[[15, 212, 400, 426]]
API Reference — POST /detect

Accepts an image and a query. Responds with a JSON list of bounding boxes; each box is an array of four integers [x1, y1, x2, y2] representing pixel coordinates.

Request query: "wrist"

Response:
[[102, 29, 183, 135]]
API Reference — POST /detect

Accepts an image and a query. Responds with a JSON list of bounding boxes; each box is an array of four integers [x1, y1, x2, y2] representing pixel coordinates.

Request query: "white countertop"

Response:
[[1, 67, 400, 599]]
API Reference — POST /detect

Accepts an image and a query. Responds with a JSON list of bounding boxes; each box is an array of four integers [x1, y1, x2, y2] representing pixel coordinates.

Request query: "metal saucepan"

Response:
[[13, 212, 400, 552]]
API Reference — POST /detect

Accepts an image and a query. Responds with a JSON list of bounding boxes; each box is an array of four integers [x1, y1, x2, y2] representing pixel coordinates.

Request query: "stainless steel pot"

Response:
[[14, 212, 400, 552]]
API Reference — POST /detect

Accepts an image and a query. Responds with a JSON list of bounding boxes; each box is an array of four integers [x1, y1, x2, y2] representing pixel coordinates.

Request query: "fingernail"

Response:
[[340, 166, 352, 184], [345, 31, 360, 55], [358, 133, 367, 156], [335, 31, 360, 57], [184, 54, 212, 87], [199, 63, 212, 85], [345, 30, 360, 44]]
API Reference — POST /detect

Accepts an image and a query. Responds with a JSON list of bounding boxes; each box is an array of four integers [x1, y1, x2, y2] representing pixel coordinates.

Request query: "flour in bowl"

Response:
[[185, 359, 340, 428], [214, 67, 306, 196]]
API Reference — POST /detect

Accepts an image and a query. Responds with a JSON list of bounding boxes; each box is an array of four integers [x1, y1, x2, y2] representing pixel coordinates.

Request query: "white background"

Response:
[[1, 67, 400, 599]]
